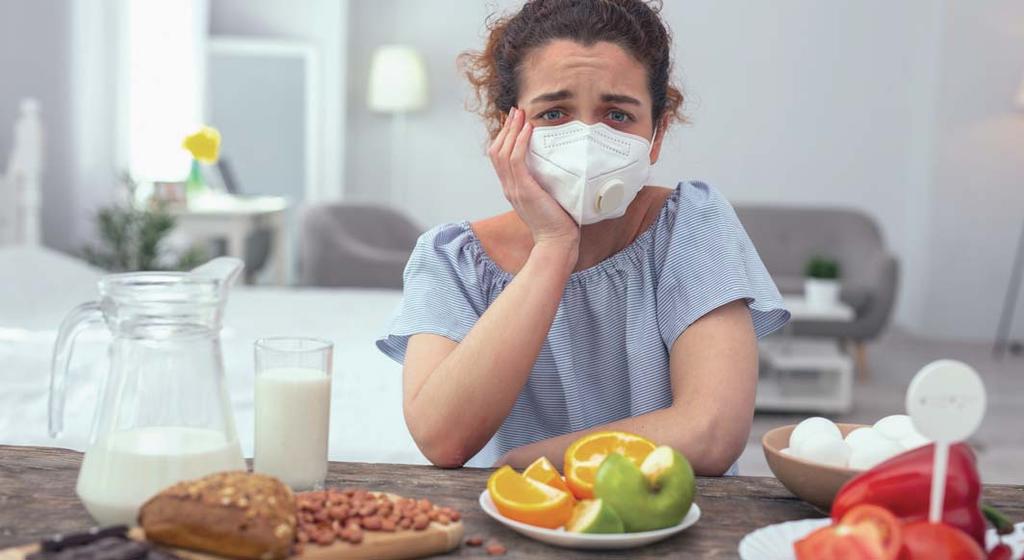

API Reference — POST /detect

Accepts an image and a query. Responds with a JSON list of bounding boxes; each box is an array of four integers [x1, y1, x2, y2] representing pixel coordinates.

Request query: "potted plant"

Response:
[[82, 173, 206, 272], [805, 255, 841, 309]]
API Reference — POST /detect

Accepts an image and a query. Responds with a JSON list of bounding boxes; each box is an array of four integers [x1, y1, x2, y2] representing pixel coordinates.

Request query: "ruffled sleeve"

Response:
[[376, 223, 489, 363], [655, 182, 790, 347]]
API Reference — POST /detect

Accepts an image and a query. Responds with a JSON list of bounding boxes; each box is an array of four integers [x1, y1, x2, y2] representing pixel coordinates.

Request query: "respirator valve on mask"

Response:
[[596, 178, 627, 215]]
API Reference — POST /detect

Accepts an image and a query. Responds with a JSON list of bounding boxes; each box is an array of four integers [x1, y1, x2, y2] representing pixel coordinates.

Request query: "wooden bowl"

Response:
[[762, 423, 867, 512]]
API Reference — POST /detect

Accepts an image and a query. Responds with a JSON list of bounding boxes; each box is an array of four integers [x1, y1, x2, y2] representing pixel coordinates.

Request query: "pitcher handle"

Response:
[[49, 301, 104, 438]]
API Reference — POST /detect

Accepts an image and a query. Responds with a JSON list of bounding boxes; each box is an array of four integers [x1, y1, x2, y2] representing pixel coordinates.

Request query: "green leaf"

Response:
[[82, 197, 206, 273]]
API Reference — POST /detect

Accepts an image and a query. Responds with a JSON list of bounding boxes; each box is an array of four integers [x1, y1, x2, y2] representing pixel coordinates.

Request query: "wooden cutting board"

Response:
[[0, 520, 463, 560]]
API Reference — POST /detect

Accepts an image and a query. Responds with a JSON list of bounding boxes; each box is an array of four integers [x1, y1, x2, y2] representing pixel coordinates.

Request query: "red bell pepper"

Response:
[[831, 443, 988, 549]]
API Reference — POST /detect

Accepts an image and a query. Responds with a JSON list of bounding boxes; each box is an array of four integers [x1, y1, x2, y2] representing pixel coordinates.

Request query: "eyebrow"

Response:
[[529, 90, 572, 104], [601, 93, 642, 105], [528, 90, 643, 106]]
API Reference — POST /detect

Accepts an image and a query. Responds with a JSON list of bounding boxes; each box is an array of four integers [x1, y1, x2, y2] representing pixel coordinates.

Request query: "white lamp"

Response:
[[368, 45, 429, 207], [368, 45, 429, 113]]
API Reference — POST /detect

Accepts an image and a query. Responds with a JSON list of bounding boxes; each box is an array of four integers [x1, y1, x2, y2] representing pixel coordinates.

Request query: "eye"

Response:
[[606, 109, 633, 123], [539, 109, 566, 121]]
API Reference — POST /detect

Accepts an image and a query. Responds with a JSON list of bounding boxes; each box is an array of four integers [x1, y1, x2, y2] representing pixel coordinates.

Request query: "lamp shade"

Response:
[[367, 45, 429, 113]]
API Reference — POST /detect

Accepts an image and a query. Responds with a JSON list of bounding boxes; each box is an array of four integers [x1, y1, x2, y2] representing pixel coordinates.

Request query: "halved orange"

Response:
[[523, 456, 573, 498], [563, 431, 656, 499], [487, 465, 574, 529]]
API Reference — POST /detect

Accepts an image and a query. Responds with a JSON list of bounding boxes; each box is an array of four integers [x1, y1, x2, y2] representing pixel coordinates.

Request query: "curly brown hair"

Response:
[[459, 0, 685, 139]]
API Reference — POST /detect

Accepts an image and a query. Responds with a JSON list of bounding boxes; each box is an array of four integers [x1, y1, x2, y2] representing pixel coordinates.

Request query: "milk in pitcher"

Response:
[[76, 427, 245, 525]]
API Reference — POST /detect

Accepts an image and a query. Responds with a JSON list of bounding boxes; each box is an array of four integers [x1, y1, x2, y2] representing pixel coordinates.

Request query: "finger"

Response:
[[509, 120, 533, 177], [488, 108, 513, 161], [498, 107, 523, 160], [495, 109, 521, 187]]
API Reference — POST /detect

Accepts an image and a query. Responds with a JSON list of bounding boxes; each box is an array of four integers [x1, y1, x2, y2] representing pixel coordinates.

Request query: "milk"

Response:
[[254, 367, 332, 490], [76, 427, 245, 525]]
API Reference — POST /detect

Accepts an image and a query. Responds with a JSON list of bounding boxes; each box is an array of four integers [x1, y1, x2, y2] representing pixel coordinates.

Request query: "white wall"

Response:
[[345, 0, 517, 222], [0, 0, 76, 250], [344, 0, 1024, 341], [915, 0, 1024, 340], [0, 0, 124, 252], [656, 0, 941, 336]]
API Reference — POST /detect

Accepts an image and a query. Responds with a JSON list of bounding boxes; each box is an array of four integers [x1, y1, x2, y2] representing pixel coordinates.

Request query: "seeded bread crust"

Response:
[[138, 471, 296, 560]]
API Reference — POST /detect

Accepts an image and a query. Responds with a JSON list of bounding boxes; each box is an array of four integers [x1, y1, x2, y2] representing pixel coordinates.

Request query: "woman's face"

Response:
[[516, 40, 666, 163]]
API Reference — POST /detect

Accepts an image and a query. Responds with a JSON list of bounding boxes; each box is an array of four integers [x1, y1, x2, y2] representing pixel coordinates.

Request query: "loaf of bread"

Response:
[[139, 471, 297, 560]]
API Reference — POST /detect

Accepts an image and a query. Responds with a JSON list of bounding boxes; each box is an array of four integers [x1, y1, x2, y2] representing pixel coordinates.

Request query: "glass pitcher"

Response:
[[50, 258, 247, 525]]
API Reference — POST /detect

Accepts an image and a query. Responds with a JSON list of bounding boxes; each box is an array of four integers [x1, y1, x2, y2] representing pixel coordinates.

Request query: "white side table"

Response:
[[170, 194, 290, 285], [781, 295, 855, 322], [756, 295, 856, 413]]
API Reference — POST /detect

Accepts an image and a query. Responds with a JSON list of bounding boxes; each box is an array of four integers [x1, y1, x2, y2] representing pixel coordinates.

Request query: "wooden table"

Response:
[[2, 446, 1022, 559]]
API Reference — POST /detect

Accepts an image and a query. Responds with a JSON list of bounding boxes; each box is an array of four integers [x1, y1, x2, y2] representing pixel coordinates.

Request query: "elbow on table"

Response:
[[415, 437, 474, 469], [693, 446, 742, 477], [404, 410, 476, 469], [680, 421, 748, 476]]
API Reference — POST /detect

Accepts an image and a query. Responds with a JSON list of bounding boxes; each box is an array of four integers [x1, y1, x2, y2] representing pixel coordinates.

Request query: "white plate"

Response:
[[479, 490, 701, 550], [739, 518, 1024, 560], [738, 518, 830, 560]]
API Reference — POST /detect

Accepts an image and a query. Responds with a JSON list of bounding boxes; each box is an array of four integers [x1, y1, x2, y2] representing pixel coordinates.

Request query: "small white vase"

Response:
[[805, 278, 841, 309]]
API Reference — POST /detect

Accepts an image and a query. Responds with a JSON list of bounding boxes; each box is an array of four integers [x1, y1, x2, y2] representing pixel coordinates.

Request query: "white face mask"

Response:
[[527, 120, 653, 225]]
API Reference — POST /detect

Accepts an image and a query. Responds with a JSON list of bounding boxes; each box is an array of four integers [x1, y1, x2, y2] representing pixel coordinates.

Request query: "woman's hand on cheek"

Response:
[[488, 107, 579, 253]]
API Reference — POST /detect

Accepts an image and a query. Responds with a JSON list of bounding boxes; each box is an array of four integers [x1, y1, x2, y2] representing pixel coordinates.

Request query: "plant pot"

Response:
[[805, 278, 841, 309]]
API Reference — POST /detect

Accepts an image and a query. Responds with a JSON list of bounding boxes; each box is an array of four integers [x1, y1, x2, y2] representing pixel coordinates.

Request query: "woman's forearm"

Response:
[[497, 300, 759, 476], [497, 404, 750, 476], [404, 240, 577, 466]]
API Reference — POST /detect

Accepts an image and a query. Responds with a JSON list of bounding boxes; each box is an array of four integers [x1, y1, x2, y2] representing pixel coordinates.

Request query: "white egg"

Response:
[[900, 432, 931, 450], [794, 434, 851, 468], [848, 432, 905, 470], [790, 417, 843, 451], [873, 415, 916, 441], [846, 427, 897, 458], [844, 427, 878, 448]]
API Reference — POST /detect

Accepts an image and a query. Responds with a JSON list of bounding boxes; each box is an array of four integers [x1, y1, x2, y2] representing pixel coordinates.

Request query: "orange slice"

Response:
[[523, 456, 573, 497], [563, 431, 656, 499], [487, 465, 574, 529]]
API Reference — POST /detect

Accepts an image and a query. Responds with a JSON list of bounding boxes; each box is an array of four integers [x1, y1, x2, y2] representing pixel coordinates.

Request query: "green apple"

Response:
[[565, 499, 625, 534], [593, 445, 696, 532]]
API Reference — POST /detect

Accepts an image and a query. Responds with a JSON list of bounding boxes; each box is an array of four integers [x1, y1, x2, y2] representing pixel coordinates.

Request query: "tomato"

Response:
[[842, 504, 903, 559], [986, 543, 1012, 560], [795, 505, 902, 560], [795, 524, 885, 559], [900, 521, 985, 560]]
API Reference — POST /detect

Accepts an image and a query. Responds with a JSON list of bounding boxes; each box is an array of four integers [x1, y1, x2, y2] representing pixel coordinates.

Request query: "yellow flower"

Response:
[[182, 126, 221, 164]]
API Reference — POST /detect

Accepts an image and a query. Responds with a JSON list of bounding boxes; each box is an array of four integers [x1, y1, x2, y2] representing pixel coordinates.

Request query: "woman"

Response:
[[377, 0, 788, 475]]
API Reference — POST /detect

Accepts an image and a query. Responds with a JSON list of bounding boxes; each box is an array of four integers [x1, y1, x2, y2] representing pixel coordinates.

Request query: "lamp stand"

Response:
[[994, 218, 1024, 359], [388, 111, 407, 209]]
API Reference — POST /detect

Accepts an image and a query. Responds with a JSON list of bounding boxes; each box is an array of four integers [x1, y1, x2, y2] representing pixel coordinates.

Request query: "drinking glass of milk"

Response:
[[253, 337, 334, 491]]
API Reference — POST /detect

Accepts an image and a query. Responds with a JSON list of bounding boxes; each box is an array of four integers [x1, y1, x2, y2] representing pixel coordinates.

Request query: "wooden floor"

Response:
[[739, 330, 1024, 484]]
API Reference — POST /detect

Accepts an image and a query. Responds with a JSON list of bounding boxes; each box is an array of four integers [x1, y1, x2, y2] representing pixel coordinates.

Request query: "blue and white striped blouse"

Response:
[[377, 181, 789, 468]]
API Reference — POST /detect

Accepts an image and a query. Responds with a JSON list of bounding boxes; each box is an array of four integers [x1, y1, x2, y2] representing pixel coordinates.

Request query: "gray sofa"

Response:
[[299, 204, 423, 289], [734, 206, 899, 345]]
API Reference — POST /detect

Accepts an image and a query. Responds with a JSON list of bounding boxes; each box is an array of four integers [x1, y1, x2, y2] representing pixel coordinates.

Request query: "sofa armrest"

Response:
[[847, 253, 899, 341]]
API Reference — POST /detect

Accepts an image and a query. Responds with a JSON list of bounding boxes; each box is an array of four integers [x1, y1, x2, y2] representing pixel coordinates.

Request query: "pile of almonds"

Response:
[[294, 488, 462, 551]]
